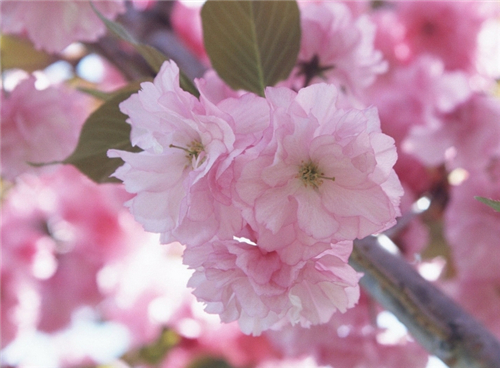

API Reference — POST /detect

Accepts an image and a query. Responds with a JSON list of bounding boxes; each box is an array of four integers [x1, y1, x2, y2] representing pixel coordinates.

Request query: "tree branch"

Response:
[[350, 236, 500, 368]]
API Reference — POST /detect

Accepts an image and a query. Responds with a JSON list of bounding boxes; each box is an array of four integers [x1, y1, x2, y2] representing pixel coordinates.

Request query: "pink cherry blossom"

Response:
[[395, 1, 491, 72], [235, 83, 403, 243], [110, 61, 270, 246], [265, 292, 429, 368], [0, 0, 125, 53], [109, 61, 234, 239], [365, 56, 471, 191], [161, 304, 280, 368], [371, 8, 410, 68], [405, 94, 500, 170], [195, 69, 243, 106], [288, 1, 387, 100], [1, 77, 91, 181], [184, 234, 360, 336], [0, 165, 141, 333], [445, 168, 500, 280]]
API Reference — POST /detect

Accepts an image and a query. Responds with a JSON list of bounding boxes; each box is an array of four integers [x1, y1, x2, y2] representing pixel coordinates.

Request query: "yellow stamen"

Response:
[[170, 140, 206, 167], [297, 161, 335, 189]]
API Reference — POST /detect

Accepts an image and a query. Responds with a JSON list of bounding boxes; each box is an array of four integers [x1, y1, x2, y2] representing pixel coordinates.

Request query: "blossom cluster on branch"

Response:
[[1, 1, 500, 368], [109, 59, 403, 335]]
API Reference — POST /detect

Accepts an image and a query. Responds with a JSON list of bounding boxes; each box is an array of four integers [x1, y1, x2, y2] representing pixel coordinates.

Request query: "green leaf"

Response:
[[77, 80, 150, 101], [475, 196, 500, 212], [122, 328, 180, 366], [62, 88, 142, 183], [76, 86, 114, 101], [201, 0, 301, 96], [1, 34, 55, 72], [90, 1, 199, 97], [188, 357, 234, 368]]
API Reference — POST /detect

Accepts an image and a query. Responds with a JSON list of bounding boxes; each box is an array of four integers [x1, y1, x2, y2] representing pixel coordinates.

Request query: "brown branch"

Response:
[[350, 236, 500, 368], [85, 36, 154, 81], [86, 1, 206, 84]]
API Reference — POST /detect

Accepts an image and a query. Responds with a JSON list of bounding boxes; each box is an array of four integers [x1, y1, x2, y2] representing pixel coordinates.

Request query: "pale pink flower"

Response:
[[236, 83, 403, 243], [289, 1, 387, 100], [110, 61, 234, 240], [110, 61, 269, 246], [238, 223, 334, 267], [168, 75, 272, 247], [396, 1, 490, 72], [196, 69, 243, 106], [1, 77, 91, 181], [184, 232, 361, 336], [0, 0, 125, 53]]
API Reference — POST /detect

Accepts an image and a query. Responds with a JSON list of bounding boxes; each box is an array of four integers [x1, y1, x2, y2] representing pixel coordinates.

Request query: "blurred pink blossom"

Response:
[[100, 242, 192, 347], [371, 8, 410, 68], [265, 292, 428, 368], [444, 276, 500, 341], [445, 168, 500, 280], [0, 0, 125, 53], [1, 269, 24, 348], [365, 56, 471, 192], [443, 165, 500, 339], [170, 1, 209, 65], [1, 77, 91, 181], [161, 304, 280, 368], [0, 166, 142, 335], [396, 1, 490, 72], [406, 94, 500, 170]]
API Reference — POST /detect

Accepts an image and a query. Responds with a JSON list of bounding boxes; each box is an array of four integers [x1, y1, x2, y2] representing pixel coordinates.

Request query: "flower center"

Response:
[[170, 140, 206, 168], [297, 161, 335, 189]]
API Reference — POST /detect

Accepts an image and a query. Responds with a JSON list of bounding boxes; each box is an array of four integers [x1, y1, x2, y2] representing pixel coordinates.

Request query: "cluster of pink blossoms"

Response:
[[4, 0, 500, 366], [110, 59, 403, 334], [1, 165, 139, 345]]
